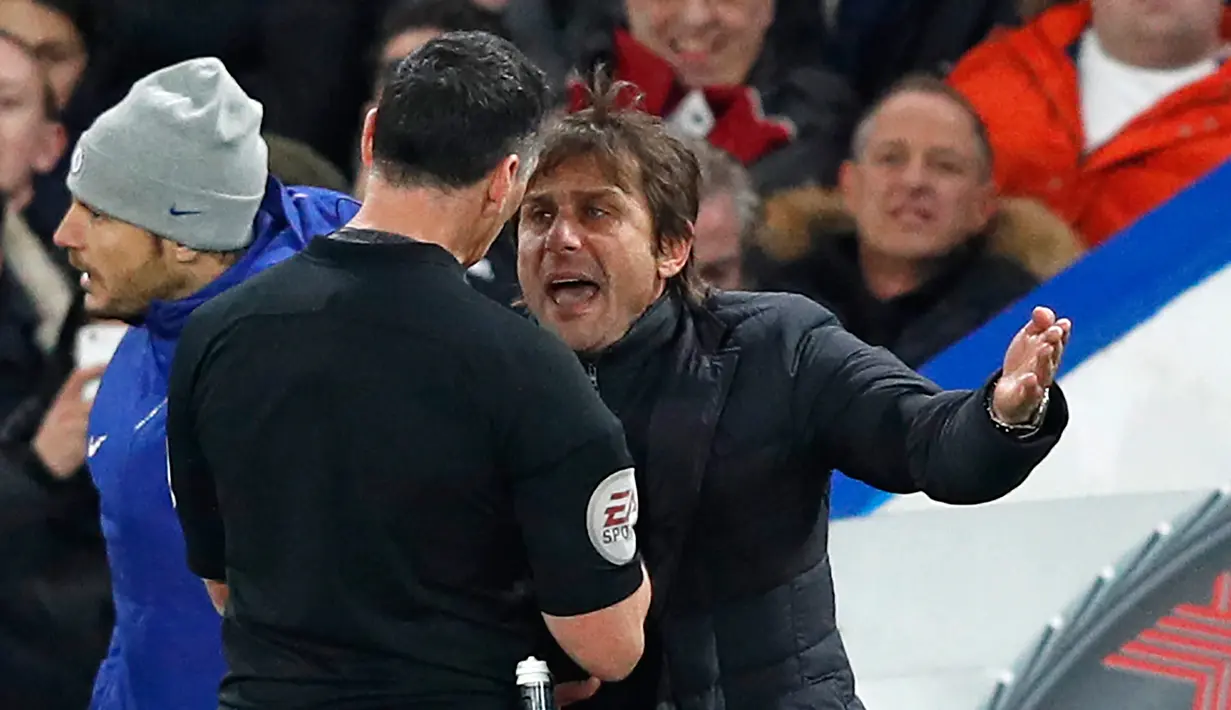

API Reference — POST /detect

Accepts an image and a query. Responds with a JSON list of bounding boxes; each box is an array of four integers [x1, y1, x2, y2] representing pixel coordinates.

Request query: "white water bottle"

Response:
[[516, 656, 553, 710]]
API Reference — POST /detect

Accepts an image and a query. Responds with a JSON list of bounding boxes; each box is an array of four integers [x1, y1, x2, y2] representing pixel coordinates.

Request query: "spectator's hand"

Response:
[[555, 677, 601, 706], [993, 307, 1071, 424], [31, 365, 108, 479]]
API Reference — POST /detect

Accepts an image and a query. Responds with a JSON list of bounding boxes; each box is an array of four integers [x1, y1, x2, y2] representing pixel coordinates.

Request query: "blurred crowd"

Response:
[[1, 0, 1228, 706]]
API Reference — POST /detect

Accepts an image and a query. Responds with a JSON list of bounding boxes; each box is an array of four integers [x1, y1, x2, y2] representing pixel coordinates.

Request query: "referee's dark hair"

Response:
[[372, 30, 551, 190]]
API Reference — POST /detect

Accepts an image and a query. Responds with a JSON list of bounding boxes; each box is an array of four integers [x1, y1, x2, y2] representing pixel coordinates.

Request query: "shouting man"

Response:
[[516, 77, 1071, 710]]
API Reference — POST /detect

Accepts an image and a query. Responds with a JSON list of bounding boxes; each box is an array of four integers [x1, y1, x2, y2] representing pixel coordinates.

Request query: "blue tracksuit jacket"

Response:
[[85, 178, 360, 709]]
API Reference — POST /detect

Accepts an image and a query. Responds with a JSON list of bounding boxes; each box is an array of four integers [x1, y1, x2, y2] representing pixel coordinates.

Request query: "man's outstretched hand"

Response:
[[992, 306, 1071, 424]]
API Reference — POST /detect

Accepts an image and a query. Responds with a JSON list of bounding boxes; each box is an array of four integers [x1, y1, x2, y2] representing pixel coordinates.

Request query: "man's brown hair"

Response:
[[531, 72, 710, 305]]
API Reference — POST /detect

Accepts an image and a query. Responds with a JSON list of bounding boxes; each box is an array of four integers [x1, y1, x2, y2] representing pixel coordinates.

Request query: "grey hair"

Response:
[[849, 73, 994, 181], [685, 138, 762, 247], [513, 112, 559, 179]]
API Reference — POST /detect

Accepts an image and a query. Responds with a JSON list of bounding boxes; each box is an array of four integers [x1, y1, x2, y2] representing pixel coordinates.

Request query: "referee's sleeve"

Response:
[[167, 321, 226, 582], [503, 334, 643, 618]]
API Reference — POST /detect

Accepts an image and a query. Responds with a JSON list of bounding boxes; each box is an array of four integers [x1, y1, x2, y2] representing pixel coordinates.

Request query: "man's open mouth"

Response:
[[547, 278, 600, 308]]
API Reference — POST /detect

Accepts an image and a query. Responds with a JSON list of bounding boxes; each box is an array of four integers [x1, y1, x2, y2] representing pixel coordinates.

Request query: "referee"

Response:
[[165, 32, 651, 709]]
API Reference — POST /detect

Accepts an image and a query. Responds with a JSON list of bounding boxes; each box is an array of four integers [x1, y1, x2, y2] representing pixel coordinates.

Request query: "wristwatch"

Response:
[[987, 385, 1050, 437]]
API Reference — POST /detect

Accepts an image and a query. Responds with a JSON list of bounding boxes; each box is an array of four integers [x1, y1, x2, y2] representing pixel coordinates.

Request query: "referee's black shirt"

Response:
[[167, 230, 644, 709]]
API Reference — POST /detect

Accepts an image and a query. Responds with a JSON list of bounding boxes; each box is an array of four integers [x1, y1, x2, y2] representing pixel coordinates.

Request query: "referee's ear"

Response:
[[484, 153, 526, 222], [359, 107, 378, 170]]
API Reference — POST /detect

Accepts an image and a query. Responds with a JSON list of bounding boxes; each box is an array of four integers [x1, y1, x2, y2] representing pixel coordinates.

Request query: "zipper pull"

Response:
[[585, 362, 599, 390]]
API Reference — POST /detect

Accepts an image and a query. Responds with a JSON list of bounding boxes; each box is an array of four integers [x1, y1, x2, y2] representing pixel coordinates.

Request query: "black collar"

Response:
[[306, 229, 465, 276], [581, 291, 683, 369]]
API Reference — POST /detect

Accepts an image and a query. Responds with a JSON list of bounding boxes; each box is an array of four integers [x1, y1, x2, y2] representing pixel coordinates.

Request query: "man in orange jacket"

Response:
[[948, 0, 1231, 248]]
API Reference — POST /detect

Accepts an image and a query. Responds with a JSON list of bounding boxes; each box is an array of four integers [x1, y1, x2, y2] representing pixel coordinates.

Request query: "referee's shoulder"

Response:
[[182, 253, 307, 347], [454, 291, 574, 361], [456, 290, 537, 338]]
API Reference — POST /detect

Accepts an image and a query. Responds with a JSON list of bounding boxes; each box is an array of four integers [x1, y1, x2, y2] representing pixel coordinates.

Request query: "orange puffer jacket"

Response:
[[948, 0, 1231, 247]]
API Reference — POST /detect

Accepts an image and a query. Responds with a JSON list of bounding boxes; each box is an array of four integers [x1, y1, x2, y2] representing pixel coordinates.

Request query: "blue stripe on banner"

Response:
[[829, 159, 1231, 519]]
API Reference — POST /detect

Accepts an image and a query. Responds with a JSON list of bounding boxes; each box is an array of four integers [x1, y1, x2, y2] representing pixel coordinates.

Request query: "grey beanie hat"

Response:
[[67, 57, 269, 251]]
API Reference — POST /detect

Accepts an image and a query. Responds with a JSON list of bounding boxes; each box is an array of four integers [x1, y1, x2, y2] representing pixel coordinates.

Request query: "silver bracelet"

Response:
[[988, 386, 1050, 436]]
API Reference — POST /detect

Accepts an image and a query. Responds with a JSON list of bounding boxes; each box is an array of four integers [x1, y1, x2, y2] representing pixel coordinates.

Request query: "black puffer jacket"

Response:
[[567, 290, 1067, 709]]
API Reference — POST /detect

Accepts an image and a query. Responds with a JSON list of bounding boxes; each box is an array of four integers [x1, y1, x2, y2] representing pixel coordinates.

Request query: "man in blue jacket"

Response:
[[51, 57, 360, 710]]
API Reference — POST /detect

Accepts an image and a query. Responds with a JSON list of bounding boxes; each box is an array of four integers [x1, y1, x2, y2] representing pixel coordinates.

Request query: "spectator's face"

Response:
[[518, 155, 690, 353], [694, 193, 743, 289], [54, 201, 183, 319], [381, 27, 443, 67], [1092, 0, 1223, 53], [0, 37, 60, 203], [626, 0, 774, 88], [0, 0, 87, 109], [840, 91, 994, 261]]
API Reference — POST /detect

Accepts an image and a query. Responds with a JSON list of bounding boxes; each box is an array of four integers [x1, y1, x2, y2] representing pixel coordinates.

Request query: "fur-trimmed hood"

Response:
[[759, 186, 1085, 280]]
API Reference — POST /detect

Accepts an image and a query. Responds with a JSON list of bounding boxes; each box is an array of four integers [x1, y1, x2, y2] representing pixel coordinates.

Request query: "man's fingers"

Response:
[[1039, 325, 1064, 346], [57, 398, 94, 422], [1020, 370, 1042, 399], [64, 365, 108, 393], [1036, 340, 1054, 369], [1026, 306, 1056, 335]]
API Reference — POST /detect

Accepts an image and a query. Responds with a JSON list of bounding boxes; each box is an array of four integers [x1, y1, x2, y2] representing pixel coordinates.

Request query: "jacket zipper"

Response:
[[585, 361, 599, 391]]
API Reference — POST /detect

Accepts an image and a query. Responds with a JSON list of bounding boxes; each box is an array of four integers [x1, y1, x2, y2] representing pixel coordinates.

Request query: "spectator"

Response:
[[0, 344, 112, 710], [948, 0, 1231, 247], [0, 30, 73, 417], [760, 76, 1083, 367], [0, 0, 99, 261], [0, 29, 66, 222], [0, 29, 112, 686], [686, 138, 762, 290], [554, 0, 859, 192], [0, 0, 92, 111]]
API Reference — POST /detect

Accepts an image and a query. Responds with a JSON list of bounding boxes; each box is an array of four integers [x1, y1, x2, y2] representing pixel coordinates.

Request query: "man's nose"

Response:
[[679, 0, 714, 27], [901, 156, 931, 189], [52, 212, 81, 250], [544, 218, 583, 252]]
